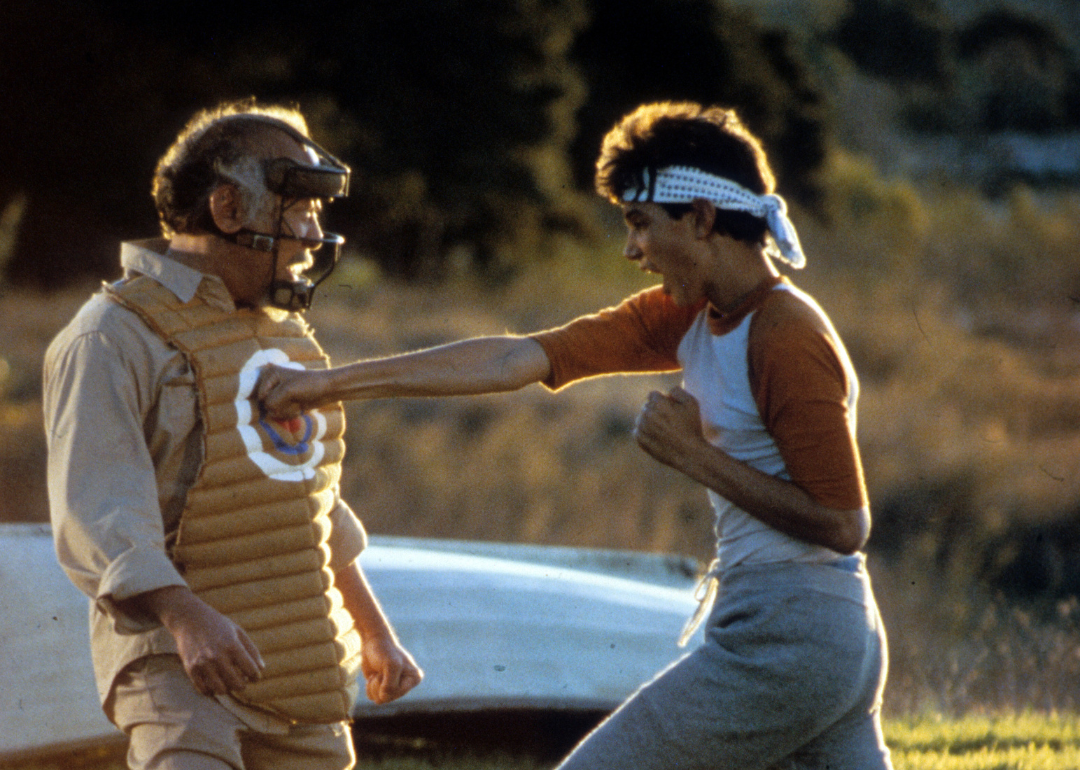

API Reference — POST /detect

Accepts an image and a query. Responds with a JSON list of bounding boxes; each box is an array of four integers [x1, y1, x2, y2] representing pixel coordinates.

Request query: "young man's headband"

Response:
[[622, 166, 805, 269]]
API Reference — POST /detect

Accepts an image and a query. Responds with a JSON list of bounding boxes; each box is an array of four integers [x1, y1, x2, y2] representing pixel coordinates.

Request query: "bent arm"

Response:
[[259, 336, 551, 419], [662, 440, 868, 554], [118, 585, 266, 695], [44, 327, 190, 620], [635, 388, 869, 554], [336, 560, 423, 704]]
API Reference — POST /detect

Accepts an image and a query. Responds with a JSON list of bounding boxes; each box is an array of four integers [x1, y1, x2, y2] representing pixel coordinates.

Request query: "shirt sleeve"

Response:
[[326, 496, 367, 573], [530, 286, 704, 391], [44, 325, 187, 635], [748, 293, 868, 511]]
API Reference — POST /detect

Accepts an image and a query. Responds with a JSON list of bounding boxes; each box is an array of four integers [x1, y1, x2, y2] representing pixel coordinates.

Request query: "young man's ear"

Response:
[[208, 184, 245, 235], [690, 199, 716, 239]]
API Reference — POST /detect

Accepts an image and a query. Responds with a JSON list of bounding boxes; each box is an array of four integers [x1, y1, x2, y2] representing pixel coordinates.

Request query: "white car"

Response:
[[0, 524, 703, 759]]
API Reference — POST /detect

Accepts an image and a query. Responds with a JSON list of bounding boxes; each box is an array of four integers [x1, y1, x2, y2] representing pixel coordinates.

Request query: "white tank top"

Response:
[[678, 283, 849, 569]]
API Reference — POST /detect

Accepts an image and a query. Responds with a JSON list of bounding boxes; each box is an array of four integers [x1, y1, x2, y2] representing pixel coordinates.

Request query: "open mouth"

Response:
[[286, 254, 315, 280]]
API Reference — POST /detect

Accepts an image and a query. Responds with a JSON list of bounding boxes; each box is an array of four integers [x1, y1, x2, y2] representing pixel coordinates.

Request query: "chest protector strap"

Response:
[[108, 276, 362, 724]]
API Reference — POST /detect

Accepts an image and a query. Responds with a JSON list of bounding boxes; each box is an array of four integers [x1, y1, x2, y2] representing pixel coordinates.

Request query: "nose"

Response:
[[292, 212, 325, 250], [302, 214, 324, 242]]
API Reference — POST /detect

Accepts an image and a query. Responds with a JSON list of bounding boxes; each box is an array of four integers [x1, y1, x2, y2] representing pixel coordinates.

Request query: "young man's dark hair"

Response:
[[595, 102, 774, 245]]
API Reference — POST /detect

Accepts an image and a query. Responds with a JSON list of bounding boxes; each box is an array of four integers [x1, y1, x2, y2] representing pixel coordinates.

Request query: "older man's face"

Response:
[[238, 133, 330, 306]]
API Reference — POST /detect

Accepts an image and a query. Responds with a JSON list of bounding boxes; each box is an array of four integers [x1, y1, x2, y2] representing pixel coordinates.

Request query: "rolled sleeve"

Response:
[[530, 287, 698, 391], [326, 497, 367, 573], [45, 316, 187, 635], [95, 544, 188, 634]]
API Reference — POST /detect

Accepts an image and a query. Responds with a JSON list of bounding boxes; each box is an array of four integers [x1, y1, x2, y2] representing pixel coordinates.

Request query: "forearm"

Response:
[[635, 388, 869, 554], [335, 560, 398, 642], [675, 441, 868, 554], [119, 584, 203, 632], [325, 336, 551, 401], [120, 585, 265, 694], [336, 559, 423, 703]]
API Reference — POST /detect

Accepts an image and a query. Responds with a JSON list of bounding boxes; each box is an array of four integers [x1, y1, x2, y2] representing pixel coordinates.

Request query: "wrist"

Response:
[[140, 585, 203, 631], [357, 620, 397, 645], [320, 367, 347, 403]]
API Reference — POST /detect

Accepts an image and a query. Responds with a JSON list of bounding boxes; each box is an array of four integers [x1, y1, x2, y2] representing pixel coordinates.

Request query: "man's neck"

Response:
[[166, 233, 266, 309], [705, 239, 778, 313], [166, 234, 216, 272]]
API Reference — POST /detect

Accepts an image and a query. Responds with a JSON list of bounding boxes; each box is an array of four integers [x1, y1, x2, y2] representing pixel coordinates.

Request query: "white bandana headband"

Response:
[[622, 165, 806, 269]]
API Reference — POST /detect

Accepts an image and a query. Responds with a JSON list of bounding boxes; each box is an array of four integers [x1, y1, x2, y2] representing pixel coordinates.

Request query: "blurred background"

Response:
[[3, 0, 1080, 716]]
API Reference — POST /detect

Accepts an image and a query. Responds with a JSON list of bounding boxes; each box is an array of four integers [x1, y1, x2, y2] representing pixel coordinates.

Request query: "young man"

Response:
[[44, 102, 422, 770], [258, 101, 891, 769]]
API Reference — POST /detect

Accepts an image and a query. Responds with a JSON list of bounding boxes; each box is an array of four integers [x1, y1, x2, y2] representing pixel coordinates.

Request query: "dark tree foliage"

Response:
[[956, 10, 1080, 133], [568, 0, 829, 210], [1, 0, 829, 287], [832, 0, 949, 85], [0, 1, 200, 285], [0, 0, 308, 286], [1, 0, 585, 285], [281, 0, 587, 279]]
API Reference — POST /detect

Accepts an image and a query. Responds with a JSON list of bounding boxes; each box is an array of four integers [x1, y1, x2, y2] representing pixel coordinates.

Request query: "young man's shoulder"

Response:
[[753, 285, 831, 342]]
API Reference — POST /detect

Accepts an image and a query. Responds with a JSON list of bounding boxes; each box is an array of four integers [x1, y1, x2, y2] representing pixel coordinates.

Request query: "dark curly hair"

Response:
[[151, 100, 309, 237], [595, 102, 775, 244]]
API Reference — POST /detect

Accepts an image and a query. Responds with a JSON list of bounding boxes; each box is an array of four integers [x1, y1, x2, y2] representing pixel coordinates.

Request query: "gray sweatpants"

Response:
[[555, 556, 892, 770]]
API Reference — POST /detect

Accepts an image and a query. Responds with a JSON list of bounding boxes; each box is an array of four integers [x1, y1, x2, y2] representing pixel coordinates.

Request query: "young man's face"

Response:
[[621, 202, 706, 307]]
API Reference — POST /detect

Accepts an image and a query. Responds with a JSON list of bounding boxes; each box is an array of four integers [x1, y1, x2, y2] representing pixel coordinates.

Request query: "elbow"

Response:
[[497, 339, 551, 392], [830, 506, 871, 555]]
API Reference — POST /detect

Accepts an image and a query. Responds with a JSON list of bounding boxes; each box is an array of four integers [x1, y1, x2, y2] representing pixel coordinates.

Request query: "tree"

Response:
[[1, 0, 589, 286], [957, 10, 1079, 133], [832, 0, 949, 85], [1, 0, 829, 287], [284, 0, 590, 280]]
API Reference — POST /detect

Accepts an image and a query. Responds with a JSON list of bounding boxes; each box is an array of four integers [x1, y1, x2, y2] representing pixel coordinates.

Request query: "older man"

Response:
[[44, 101, 421, 770]]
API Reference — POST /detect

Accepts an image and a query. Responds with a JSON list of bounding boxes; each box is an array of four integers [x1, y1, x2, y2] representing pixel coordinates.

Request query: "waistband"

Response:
[[678, 555, 869, 647], [719, 554, 870, 604]]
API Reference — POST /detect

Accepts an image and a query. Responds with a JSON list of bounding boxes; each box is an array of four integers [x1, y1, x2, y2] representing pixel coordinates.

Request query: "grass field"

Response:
[[5, 712, 1080, 769]]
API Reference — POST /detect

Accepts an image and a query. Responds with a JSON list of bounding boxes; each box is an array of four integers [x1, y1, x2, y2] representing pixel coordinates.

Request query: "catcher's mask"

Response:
[[217, 115, 351, 311]]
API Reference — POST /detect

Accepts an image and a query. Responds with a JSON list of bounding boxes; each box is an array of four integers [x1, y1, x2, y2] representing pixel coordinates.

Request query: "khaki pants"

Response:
[[110, 655, 355, 770]]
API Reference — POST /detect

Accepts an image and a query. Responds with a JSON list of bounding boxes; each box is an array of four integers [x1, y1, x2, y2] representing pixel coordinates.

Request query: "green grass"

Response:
[[886, 712, 1080, 769], [5, 713, 1080, 770]]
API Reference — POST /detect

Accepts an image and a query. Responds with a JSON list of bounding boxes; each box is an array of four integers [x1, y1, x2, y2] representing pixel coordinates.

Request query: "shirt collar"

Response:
[[119, 239, 234, 311], [706, 275, 786, 336]]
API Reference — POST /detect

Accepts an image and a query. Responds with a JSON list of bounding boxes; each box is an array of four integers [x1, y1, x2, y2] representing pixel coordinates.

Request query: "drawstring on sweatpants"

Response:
[[678, 559, 722, 647]]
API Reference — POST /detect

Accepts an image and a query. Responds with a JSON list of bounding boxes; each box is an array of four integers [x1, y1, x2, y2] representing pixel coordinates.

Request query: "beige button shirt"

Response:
[[43, 239, 367, 728]]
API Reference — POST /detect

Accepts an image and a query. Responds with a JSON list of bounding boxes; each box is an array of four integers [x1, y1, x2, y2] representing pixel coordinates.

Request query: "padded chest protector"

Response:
[[108, 276, 363, 724]]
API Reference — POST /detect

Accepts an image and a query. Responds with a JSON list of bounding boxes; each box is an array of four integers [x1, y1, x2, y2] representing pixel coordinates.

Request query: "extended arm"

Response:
[[258, 336, 551, 420], [634, 387, 869, 554], [335, 560, 423, 704]]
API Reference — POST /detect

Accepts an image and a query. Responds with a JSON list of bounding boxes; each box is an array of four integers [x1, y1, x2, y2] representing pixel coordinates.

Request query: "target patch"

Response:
[[235, 348, 327, 482]]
